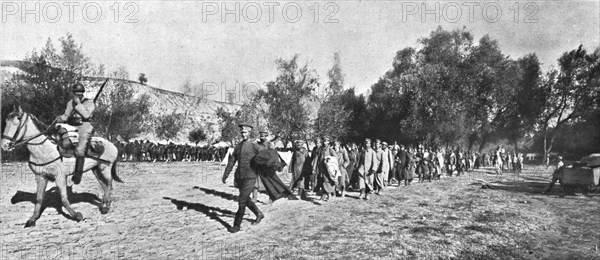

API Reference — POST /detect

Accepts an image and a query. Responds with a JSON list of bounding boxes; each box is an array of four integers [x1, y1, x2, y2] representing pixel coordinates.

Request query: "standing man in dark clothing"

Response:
[[395, 145, 411, 186], [222, 123, 264, 233], [290, 139, 311, 199], [346, 143, 358, 190], [253, 129, 272, 201], [310, 138, 323, 192]]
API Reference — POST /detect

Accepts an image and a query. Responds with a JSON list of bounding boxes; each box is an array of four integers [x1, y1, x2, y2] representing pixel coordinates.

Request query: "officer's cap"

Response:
[[238, 122, 253, 131], [258, 127, 268, 135]]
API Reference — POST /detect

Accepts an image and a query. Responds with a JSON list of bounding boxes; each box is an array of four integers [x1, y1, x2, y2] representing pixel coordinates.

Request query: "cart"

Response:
[[555, 154, 600, 193]]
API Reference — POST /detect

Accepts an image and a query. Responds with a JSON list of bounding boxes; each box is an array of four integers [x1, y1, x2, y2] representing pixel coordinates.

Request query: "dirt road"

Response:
[[1, 161, 599, 259]]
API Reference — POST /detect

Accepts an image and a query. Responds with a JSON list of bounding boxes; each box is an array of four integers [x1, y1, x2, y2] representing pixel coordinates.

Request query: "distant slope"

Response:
[[1, 60, 241, 144], [89, 80, 241, 144]]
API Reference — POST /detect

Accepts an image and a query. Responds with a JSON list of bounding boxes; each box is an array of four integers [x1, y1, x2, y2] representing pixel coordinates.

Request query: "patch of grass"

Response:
[[378, 231, 394, 237], [463, 225, 497, 235], [446, 215, 460, 221], [395, 213, 410, 220], [474, 210, 518, 223], [459, 244, 534, 260], [410, 226, 446, 235], [434, 239, 453, 246], [322, 225, 338, 232]]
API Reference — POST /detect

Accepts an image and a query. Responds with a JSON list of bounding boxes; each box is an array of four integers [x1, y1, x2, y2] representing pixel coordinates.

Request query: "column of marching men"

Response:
[[288, 137, 526, 201], [114, 140, 229, 163], [110, 137, 525, 201]]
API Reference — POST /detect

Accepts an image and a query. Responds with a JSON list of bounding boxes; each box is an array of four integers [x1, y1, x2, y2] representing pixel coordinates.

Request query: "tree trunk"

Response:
[[478, 134, 488, 153], [545, 130, 559, 167], [107, 110, 113, 139], [543, 131, 549, 167]]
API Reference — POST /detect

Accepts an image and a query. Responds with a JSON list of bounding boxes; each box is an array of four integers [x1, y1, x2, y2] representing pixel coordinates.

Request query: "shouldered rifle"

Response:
[[94, 78, 110, 103]]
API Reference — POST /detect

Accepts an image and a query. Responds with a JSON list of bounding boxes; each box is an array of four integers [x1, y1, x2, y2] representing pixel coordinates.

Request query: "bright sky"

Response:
[[2, 1, 599, 102]]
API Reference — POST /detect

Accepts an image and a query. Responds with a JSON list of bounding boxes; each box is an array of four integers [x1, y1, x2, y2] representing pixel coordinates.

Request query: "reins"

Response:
[[5, 113, 57, 149]]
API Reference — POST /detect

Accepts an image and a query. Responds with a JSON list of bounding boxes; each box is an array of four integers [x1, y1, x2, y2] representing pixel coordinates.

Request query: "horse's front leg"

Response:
[[55, 174, 83, 222], [24, 174, 48, 228], [92, 166, 112, 214]]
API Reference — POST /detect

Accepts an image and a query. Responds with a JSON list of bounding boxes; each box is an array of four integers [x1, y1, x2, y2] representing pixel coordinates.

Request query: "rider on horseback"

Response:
[[55, 83, 95, 184]]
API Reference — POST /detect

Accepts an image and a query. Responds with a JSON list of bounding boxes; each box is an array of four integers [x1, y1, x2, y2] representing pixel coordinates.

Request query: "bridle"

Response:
[[2, 112, 51, 148]]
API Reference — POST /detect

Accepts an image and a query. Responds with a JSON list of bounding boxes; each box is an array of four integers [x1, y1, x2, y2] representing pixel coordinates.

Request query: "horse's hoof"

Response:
[[24, 220, 36, 228], [100, 207, 110, 215], [74, 212, 84, 222]]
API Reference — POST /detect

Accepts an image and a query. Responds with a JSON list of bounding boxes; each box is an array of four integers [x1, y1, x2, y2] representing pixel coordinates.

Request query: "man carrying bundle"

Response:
[[222, 123, 264, 233]]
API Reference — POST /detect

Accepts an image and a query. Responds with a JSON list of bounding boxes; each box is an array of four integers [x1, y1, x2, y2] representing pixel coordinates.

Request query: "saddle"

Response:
[[55, 123, 104, 158]]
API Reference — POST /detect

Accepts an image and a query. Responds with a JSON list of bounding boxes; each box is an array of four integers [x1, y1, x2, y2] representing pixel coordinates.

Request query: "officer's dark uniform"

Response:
[[222, 123, 264, 233], [56, 83, 95, 184]]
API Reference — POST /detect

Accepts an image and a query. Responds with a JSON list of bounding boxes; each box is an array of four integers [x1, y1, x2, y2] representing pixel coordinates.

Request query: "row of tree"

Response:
[[216, 27, 599, 162]]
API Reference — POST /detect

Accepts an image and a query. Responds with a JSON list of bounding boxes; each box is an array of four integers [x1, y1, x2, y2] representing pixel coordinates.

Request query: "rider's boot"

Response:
[[72, 156, 84, 185]]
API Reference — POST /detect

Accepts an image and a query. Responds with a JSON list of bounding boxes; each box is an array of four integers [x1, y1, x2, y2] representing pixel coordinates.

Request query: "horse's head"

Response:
[[1, 105, 28, 151]]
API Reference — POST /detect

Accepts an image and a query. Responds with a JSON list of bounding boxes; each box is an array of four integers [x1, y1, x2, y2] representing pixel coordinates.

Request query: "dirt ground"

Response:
[[1, 161, 599, 260]]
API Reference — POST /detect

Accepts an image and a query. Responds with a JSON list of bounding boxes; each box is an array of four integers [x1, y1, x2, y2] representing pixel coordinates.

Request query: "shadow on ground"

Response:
[[10, 186, 101, 219], [163, 196, 257, 229]]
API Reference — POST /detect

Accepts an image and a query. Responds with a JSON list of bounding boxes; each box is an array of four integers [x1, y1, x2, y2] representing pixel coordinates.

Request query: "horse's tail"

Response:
[[112, 159, 124, 183]]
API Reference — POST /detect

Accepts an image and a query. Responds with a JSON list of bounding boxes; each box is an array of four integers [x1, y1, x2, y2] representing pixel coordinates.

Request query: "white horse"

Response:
[[1, 105, 122, 227]]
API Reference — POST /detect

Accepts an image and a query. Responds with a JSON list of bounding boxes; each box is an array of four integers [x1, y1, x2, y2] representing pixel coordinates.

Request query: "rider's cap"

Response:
[[72, 83, 85, 93]]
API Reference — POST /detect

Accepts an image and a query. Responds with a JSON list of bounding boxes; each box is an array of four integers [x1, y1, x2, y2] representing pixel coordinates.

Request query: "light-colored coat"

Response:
[[358, 147, 375, 190]]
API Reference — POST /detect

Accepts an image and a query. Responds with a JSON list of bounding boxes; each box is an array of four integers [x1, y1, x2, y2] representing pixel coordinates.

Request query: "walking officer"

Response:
[[222, 123, 264, 233], [56, 82, 95, 184]]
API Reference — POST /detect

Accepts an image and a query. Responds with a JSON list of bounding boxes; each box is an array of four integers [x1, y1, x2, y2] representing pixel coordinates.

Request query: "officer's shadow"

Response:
[[193, 186, 238, 201], [163, 197, 253, 229]]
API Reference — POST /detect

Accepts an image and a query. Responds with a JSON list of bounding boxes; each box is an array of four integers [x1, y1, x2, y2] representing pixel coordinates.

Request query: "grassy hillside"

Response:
[[88, 80, 241, 144]]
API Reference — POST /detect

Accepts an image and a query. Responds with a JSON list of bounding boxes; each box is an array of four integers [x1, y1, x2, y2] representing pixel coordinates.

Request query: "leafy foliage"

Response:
[[537, 45, 600, 163], [315, 53, 352, 141], [1, 34, 154, 145], [188, 127, 207, 145], [258, 54, 318, 146], [154, 112, 185, 141], [362, 27, 548, 150], [93, 82, 152, 141], [215, 98, 264, 145], [2, 34, 102, 125]]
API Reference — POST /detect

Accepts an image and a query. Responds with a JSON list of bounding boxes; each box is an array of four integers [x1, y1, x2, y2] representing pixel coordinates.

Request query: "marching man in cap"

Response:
[[357, 138, 375, 200], [252, 128, 271, 203], [55, 83, 95, 184], [222, 123, 264, 233], [313, 135, 338, 201], [290, 139, 311, 199]]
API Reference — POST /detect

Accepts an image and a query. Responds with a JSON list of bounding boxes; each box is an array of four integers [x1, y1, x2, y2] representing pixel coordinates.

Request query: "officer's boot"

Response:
[[248, 203, 264, 225], [229, 211, 244, 233], [72, 156, 84, 185]]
